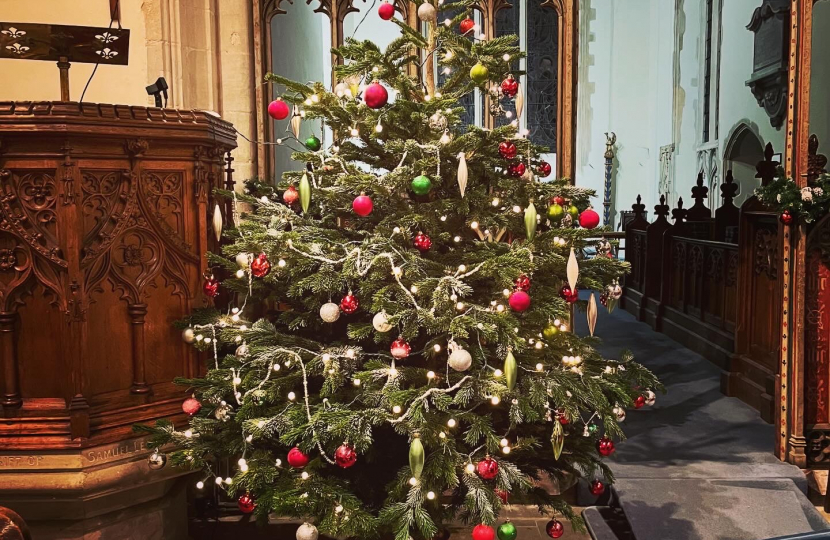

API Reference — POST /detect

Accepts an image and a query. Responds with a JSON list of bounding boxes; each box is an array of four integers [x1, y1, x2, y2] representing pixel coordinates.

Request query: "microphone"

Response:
[[146, 77, 169, 108]]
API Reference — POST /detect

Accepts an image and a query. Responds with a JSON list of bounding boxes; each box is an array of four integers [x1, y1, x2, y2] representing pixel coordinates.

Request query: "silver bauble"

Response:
[[373, 311, 393, 333], [428, 112, 448, 131], [644, 390, 656, 406], [417, 2, 437, 21], [148, 451, 168, 470], [235, 344, 249, 358], [448, 348, 472, 371], [214, 403, 232, 421], [610, 283, 623, 300], [182, 328, 195, 344], [296, 522, 319, 540], [613, 406, 626, 422], [236, 252, 251, 268], [320, 302, 341, 323]]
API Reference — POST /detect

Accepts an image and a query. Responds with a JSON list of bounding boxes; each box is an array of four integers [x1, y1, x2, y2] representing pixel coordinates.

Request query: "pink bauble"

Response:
[[378, 1, 395, 20], [579, 207, 600, 229], [364, 82, 389, 109], [287, 447, 310, 468], [508, 290, 531, 312], [353, 193, 374, 216], [267, 99, 290, 120], [182, 397, 201, 416]]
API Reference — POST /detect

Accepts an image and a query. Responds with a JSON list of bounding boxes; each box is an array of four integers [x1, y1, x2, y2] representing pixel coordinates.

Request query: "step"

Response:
[[613, 478, 829, 540]]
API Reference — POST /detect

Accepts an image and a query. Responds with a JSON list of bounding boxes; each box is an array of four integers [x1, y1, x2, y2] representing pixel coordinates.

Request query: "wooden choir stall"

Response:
[[0, 101, 235, 539]]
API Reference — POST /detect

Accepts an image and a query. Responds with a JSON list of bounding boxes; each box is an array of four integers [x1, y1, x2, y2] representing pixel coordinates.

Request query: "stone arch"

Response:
[[723, 121, 766, 207]]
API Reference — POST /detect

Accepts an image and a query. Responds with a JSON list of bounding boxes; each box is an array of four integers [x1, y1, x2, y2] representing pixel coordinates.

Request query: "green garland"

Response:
[[756, 171, 830, 224]]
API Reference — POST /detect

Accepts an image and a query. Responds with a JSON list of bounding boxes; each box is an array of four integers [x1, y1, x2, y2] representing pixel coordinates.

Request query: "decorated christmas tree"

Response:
[[138, 3, 659, 538]]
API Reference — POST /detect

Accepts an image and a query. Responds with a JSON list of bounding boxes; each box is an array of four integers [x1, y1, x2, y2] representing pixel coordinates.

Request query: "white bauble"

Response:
[[609, 283, 623, 300], [373, 311, 393, 333], [613, 406, 626, 422], [644, 390, 656, 406], [235, 344, 249, 358], [236, 252, 250, 268], [296, 522, 319, 540], [448, 348, 472, 371], [182, 328, 195, 344], [334, 82, 351, 99], [417, 2, 437, 21], [319, 302, 341, 323]]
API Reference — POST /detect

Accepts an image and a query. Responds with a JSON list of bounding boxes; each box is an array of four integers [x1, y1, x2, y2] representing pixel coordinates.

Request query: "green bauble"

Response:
[[567, 204, 579, 219], [411, 175, 433, 195], [547, 203, 565, 221], [504, 351, 517, 392], [470, 62, 489, 84], [409, 434, 425, 479], [305, 135, 321, 151], [588, 423, 599, 435], [543, 324, 558, 339], [497, 521, 518, 540]]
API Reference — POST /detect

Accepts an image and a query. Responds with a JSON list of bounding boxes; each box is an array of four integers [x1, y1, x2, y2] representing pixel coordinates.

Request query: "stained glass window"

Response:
[[495, 3, 520, 129], [525, 1, 558, 150], [438, 0, 476, 127]]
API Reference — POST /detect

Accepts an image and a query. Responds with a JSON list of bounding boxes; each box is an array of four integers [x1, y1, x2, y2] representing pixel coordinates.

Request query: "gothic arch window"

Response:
[[701, 0, 723, 144]]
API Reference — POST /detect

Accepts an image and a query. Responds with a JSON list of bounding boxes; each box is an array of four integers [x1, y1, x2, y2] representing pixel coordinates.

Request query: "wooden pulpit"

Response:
[[0, 101, 235, 537]]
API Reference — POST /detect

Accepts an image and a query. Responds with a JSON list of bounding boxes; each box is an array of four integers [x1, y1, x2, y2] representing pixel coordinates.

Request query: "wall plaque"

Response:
[[745, 0, 790, 128]]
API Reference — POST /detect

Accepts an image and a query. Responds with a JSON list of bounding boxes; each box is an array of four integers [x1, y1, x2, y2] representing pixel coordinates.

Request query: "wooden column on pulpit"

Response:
[[0, 101, 235, 540]]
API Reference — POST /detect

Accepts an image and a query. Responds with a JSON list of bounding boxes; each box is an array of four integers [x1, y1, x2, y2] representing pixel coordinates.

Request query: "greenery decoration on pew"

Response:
[[136, 2, 661, 538], [756, 170, 830, 225]]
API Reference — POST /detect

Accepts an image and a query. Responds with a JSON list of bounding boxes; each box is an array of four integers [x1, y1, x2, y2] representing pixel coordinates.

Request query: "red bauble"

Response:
[[334, 443, 358, 468], [599, 292, 609, 307], [589, 479, 606, 496], [495, 488, 510, 504], [597, 436, 616, 457], [507, 162, 526, 178], [477, 456, 499, 480], [498, 140, 517, 160], [203, 276, 219, 298], [364, 81, 389, 109], [578, 207, 600, 229], [340, 293, 359, 314], [559, 284, 578, 304], [553, 196, 565, 206], [390, 337, 411, 359], [287, 447, 310, 468], [238, 493, 256, 514], [459, 17, 475, 34], [780, 210, 794, 225], [545, 519, 564, 539], [378, 1, 395, 20], [514, 274, 531, 292], [556, 409, 569, 425], [472, 524, 496, 540], [251, 253, 271, 278], [284, 185, 299, 205], [633, 395, 646, 409], [508, 290, 531, 312], [537, 161, 552, 177], [353, 193, 374, 216], [413, 232, 432, 252], [500, 75, 519, 98], [182, 397, 201, 416], [267, 98, 290, 120]]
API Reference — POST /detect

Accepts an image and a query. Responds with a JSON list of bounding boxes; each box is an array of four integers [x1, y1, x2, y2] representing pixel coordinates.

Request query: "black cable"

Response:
[[79, 0, 121, 103]]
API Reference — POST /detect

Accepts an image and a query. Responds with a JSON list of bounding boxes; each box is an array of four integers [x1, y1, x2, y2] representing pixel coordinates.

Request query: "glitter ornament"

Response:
[[148, 451, 167, 470], [472, 525, 496, 540], [411, 175, 433, 195], [319, 302, 341, 323], [250, 253, 271, 278], [296, 522, 319, 540], [268, 98, 290, 120], [373, 311, 393, 332], [477, 456, 499, 480], [514, 274, 531, 292], [500, 75, 519, 98], [508, 290, 531, 312], [335, 443, 357, 468], [498, 140, 517, 160], [537, 160, 552, 177], [183, 397, 201, 416], [459, 17, 475, 33], [378, 1, 395, 19], [413, 232, 432, 252], [353, 193, 374, 216], [545, 519, 564, 538], [203, 276, 219, 298], [448, 346, 472, 371], [340, 293, 359, 314], [507, 162, 526, 178], [390, 337, 411, 359], [287, 447, 310, 468], [589, 479, 606, 496], [597, 436, 616, 457], [284, 185, 299, 205], [364, 81, 389, 109], [237, 493, 256, 514]]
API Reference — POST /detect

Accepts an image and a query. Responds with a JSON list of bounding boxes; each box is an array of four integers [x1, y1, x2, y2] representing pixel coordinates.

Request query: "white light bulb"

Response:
[[440, 215, 447, 221], [203, 338, 212, 344], [445, 50, 454, 59], [231, 314, 240, 322], [513, 205, 522, 213], [278, 259, 286, 268], [450, 293, 458, 301], [427, 491, 436, 500], [491, 396, 501, 405], [353, 378, 361, 386], [439, 431, 447, 439], [443, 67, 451, 75], [233, 377, 242, 385], [427, 371, 436, 379], [410, 285, 419, 293], [500, 438, 509, 447], [240, 463, 249, 472], [536, 363, 544, 371], [454, 236, 461, 243], [553, 319, 561, 326], [184, 430, 193, 438], [465, 463, 475, 474], [335, 504, 344, 513], [435, 92, 442, 99], [502, 446, 511, 455], [444, 18, 452, 26], [389, 367, 398, 376], [273, 364, 281, 371], [236, 269, 245, 278], [373, 66, 380, 73], [375, 123, 383, 133], [195, 334, 204, 341], [535, 342, 543, 350], [215, 477, 223, 485], [393, 405, 402, 414], [196, 481, 205, 489], [424, 94, 432, 102], [470, 221, 479, 230], [311, 94, 320, 103], [275, 459, 282, 467], [346, 349, 355, 358], [393, 226, 401, 234], [433, 344, 441, 352], [304, 99, 312, 106], [409, 477, 418, 486], [494, 369, 503, 377], [492, 198, 500, 206], [393, 266, 403, 277], [456, 302, 465, 310], [350, 127, 359, 137], [447, 418, 457, 427], [225, 477, 233, 484], [301, 471, 310, 480], [458, 264, 466, 272], [287, 391, 296, 401]]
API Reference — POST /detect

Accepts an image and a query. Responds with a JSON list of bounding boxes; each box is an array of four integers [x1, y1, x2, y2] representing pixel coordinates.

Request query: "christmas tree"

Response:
[[138, 3, 660, 539]]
